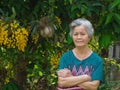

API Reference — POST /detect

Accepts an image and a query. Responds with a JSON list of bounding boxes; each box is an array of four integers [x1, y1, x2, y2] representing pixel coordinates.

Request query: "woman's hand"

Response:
[[57, 68, 72, 77], [58, 74, 91, 88]]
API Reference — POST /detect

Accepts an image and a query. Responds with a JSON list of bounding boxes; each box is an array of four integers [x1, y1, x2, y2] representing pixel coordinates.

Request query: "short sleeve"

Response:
[[58, 53, 68, 70], [91, 60, 103, 82]]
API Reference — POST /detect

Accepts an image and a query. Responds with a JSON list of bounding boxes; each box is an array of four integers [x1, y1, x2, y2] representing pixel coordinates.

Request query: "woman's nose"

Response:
[[77, 34, 82, 38]]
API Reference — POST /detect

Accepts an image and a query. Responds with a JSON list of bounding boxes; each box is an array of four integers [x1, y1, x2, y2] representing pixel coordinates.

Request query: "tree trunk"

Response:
[[14, 57, 28, 90], [0, 68, 7, 88]]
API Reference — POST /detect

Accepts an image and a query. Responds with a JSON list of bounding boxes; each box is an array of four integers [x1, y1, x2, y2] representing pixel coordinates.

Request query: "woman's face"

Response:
[[72, 25, 90, 47]]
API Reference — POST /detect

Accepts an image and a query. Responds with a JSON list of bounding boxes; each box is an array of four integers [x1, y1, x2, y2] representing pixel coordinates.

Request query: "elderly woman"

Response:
[[57, 18, 103, 90]]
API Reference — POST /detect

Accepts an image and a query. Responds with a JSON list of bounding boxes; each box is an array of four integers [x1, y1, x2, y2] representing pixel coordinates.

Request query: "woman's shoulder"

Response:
[[91, 52, 103, 62], [60, 50, 73, 59], [62, 50, 72, 55]]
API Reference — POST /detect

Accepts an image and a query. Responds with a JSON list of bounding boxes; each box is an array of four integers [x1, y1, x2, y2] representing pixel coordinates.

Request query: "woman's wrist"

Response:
[[82, 75, 91, 82]]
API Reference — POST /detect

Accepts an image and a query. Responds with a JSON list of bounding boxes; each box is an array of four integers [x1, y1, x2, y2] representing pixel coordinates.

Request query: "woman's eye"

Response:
[[74, 33, 78, 35], [73, 33, 86, 36], [81, 33, 85, 35]]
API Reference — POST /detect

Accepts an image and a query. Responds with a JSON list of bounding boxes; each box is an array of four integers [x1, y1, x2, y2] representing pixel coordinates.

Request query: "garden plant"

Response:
[[0, 0, 120, 90]]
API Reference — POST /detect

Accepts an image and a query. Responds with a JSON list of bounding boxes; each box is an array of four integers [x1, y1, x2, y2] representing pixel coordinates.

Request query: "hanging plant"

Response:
[[39, 16, 54, 38]]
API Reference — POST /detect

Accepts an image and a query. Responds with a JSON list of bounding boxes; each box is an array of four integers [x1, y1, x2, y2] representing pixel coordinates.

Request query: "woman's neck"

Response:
[[73, 46, 92, 60], [75, 46, 91, 53]]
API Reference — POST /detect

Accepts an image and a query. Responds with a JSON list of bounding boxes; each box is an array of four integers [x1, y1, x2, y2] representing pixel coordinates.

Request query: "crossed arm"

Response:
[[57, 69, 100, 90]]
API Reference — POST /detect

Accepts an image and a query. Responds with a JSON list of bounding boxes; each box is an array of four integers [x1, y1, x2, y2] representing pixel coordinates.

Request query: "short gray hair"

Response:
[[69, 18, 94, 38]]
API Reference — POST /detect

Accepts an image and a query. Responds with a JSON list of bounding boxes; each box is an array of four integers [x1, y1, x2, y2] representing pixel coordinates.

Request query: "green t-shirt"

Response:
[[58, 50, 103, 82]]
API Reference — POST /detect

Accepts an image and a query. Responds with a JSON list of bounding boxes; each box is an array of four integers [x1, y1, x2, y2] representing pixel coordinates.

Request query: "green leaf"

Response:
[[10, 82, 18, 90], [110, 0, 120, 9], [114, 13, 120, 24], [10, 7, 16, 19], [69, 0, 72, 4], [97, 16, 105, 26], [99, 34, 111, 48], [81, 5, 87, 14], [114, 13, 120, 20], [1, 84, 7, 90], [113, 22, 120, 33], [105, 13, 113, 25], [67, 33, 73, 45], [56, 42, 61, 47], [39, 71, 43, 76], [118, 3, 120, 10], [71, 5, 77, 12], [92, 2, 103, 7], [0, 8, 5, 15]]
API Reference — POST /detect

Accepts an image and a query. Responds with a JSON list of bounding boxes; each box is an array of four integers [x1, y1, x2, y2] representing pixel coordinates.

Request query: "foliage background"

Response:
[[0, 0, 120, 90]]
